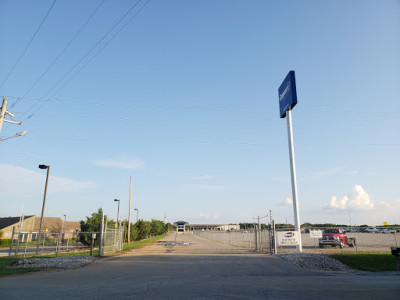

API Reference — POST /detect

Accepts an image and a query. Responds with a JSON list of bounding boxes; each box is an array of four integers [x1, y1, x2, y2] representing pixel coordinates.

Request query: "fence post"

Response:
[[99, 212, 104, 257], [56, 233, 60, 257], [272, 220, 277, 254], [90, 233, 95, 256], [24, 235, 28, 258], [8, 226, 15, 257], [254, 226, 258, 251]]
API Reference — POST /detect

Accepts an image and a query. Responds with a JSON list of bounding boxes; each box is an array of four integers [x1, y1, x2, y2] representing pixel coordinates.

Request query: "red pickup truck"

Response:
[[319, 228, 356, 248]]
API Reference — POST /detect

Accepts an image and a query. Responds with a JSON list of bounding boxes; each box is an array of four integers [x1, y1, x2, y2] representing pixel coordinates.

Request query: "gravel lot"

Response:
[[277, 253, 350, 271], [13, 256, 97, 269]]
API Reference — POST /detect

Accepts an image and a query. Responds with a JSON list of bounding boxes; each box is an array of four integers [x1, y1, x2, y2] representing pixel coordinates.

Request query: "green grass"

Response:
[[330, 252, 398, 272], [0, 257, 38, 276], [0, 234, 168, 276], [123, 234, 168, 251]]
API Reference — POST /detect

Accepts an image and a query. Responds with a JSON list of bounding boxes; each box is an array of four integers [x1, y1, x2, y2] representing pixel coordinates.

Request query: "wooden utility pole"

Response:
[[0, 97, 7, 132]]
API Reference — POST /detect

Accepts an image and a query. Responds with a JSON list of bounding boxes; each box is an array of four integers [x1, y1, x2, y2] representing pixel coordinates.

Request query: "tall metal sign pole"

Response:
[[278, 70, 302, 253]]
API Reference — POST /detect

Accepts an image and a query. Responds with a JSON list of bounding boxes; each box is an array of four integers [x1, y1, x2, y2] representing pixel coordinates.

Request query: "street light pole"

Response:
[[114, 199, 120, 228], [36, 164, 50, 254], [134, 208, 139, 223], [61, 214, 66, 233], [60, 214, 66, 245]]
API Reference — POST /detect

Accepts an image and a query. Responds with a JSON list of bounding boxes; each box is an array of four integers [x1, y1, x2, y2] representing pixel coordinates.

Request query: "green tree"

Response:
[[150, 219, 166, 236], [79, 208, 109, 246], [136, 220, 151, 240], [121, 220, 138, 243]]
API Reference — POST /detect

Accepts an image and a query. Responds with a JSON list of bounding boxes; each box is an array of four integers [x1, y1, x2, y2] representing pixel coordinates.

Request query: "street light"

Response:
[[114, 199, 120, 227], [61, 214, 66, 234], [134, 208, 139, 223], [0, 130, 27, 142], [36, 164, 50, 254]]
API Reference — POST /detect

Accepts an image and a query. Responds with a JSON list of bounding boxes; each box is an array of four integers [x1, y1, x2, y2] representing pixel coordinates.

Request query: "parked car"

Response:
[[364, 228, 377, 233]]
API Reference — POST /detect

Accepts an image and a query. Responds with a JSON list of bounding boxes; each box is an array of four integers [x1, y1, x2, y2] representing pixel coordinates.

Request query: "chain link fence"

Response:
[[101, 228, 123, 255], [6, 223, 124, 257], [194, 226, 399, 254], [6, 231, 98, 257], [194, 229, 272, 253]]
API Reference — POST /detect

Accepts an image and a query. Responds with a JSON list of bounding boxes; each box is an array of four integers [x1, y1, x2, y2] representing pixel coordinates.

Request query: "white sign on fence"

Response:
[[309, 230, 323, 239], [277, 231, 300, 246]]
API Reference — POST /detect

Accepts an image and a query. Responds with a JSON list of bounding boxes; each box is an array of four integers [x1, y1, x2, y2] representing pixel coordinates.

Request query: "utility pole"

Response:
[[0, 97, 26, 140], [128, 176, 132, 244], [0, 97, 7, 132]]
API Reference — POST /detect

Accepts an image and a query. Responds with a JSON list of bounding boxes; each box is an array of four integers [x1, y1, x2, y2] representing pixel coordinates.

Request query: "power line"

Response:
[[48, 0, 152, 103], [4, 95, 400, 118], [10, 0, 106, 110], [0, 0, 57, 90], [21, 0, 145, 120]]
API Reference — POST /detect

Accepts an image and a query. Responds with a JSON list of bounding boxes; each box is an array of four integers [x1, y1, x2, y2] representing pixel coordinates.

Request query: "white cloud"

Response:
[[326, 185, 374, 211], [198, 213, 219, 220], [192, 174, 212, 180], [300, 167, 360, 182], [377, 198, 400, 210], [0, 164, 97, 198], [93, 158, 145, 170], [285, 197, 293, 206], [313, 167, 345, 179], [183, 184, 229, 191], [277, 197, 293, 206]]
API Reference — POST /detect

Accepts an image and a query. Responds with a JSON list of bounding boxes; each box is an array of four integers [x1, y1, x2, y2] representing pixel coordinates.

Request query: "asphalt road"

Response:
[[1, 233, 399, 299]]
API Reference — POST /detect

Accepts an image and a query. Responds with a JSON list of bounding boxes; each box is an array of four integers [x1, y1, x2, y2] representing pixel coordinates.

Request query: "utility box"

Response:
[[391, 247, 400, 256], [391, 247, 400, 271]]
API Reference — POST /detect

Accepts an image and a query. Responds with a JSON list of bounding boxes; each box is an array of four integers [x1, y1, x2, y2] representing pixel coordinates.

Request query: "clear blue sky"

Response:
[[1, 0, 399, 226]]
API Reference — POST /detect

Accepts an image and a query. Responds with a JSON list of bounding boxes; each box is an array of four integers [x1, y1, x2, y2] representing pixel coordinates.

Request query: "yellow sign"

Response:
[[383, 222, 389, 226], [45, 228, 48, 232]]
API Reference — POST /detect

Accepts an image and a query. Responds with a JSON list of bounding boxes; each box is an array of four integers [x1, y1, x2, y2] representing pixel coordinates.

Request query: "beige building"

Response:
[[172, 223, 240, 233], [0, 215, 80, 239]]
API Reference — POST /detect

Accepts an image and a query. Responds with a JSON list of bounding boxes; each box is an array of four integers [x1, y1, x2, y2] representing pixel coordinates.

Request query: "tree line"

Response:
[[79, 208, 171, 246]]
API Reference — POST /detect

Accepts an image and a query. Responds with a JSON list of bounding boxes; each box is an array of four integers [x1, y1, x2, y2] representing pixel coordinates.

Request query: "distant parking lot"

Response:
[[195, 230, 399, 254]]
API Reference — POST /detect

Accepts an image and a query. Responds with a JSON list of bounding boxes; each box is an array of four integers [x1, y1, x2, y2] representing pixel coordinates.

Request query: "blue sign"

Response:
[[278, 71, 297, 118]]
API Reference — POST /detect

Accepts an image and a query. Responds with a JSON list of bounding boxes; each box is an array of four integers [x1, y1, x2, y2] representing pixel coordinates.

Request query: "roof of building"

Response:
[[0, 215, 35, 230], [29, 217, 80, 232], [0, 216, 80, 232]]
